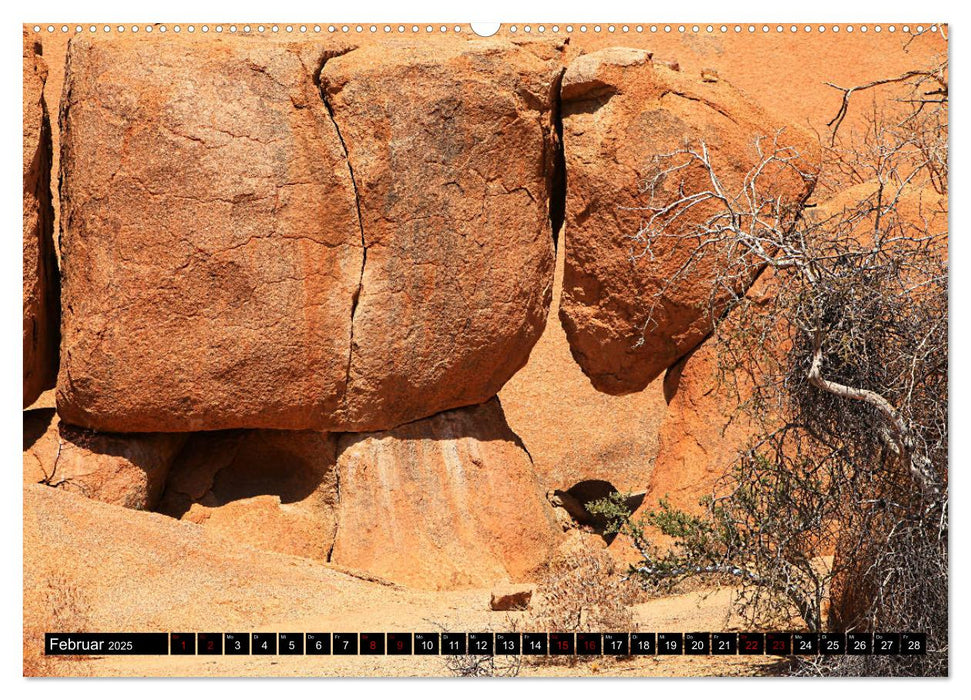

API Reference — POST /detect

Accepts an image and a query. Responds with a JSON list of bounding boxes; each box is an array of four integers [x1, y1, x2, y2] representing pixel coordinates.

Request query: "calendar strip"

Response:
[[44, 632, 928, 657]]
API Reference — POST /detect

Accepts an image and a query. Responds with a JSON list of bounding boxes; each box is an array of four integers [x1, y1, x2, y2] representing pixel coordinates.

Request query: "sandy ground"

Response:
[[24, 485, 783, 678]]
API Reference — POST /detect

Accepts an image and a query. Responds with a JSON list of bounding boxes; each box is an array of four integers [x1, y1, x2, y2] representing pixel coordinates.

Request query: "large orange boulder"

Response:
[[57, 37, 361, 433], [57, 36, 559, 434], [330, 398, 559, 590], [157, 429, 339, 561], [23, 32, 58, 408], [558, 47, 817, 394], [23, 408, 186, 510], [318, 38, 561, 430]]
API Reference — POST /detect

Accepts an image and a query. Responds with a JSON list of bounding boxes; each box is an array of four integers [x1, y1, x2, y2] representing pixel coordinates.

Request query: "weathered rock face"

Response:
[[330, 398, 559, 590], [23, 32, 58, 408], [319, 39, 561, 430], [23, 408, 186, 510], [646, 347, 756, 516], [157, 429, 339, 561], [641, 264, 785, 521], [57, 37, 361, 433], [499, 239, 667, 499], [559, 47, 817, 394], [57, 36, 559, 434]]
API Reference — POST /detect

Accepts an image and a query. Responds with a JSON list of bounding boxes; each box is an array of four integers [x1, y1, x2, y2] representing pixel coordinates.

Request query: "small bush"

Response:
[[437, 620, 522, 678], [524, 538, 639, 666]]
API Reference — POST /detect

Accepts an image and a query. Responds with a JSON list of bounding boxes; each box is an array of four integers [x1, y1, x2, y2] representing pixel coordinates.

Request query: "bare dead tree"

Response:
[[593, 58, 948, 676], [626, 128, 817, 347], [825, 62, 948, 147]]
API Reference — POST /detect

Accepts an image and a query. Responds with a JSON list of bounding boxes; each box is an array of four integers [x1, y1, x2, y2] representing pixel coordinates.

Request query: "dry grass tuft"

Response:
[[23, 572, 92, 677]]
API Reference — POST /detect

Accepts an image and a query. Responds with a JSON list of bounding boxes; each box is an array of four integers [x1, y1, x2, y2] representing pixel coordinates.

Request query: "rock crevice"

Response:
[[316, 52, 368, 412], [547, 67, 568, 249], [23, 32, 59, 408]]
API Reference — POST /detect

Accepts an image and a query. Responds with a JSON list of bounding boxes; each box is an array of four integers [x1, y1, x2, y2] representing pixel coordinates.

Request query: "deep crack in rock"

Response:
[[316, 49, 366, 416]]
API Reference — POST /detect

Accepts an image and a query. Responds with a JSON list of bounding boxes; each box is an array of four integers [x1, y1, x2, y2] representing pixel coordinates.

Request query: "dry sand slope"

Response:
[[24, 484, 777, 677]]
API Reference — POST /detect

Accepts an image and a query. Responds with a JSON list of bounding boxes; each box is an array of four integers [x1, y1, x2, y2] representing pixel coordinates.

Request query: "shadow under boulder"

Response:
[[23, 408, 186, 510], [156, 430, 339, 562]]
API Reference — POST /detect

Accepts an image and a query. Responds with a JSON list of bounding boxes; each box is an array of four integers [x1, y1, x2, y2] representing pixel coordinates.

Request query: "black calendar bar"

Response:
[[44, 633, 169, 655], [41, 631, 928, 656]]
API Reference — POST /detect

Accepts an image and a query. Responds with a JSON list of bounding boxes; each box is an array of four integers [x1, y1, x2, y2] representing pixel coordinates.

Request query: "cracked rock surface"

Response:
[[559, 48, 818, 394], [57, 37, 362, 432], [57, 36, 561, 433], [319, 38, 561, 430]]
